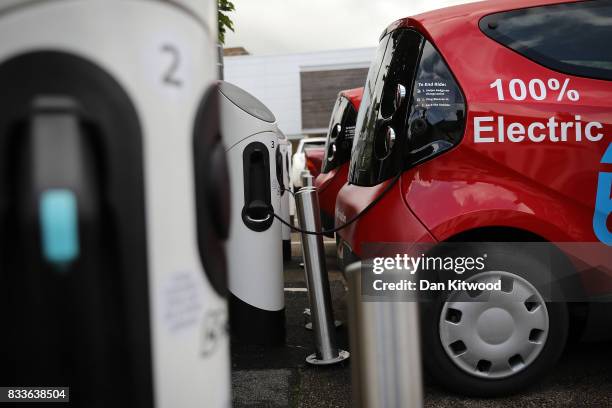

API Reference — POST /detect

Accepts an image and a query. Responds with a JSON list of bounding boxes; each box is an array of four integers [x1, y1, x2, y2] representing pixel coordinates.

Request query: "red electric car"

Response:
[[304, 145, 325, 180], [315, 87, 363, 232], [335, 0, 612, 396]]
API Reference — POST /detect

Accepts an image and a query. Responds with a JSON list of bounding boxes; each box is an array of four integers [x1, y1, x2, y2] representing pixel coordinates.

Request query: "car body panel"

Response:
[[316, 87, 364, 229], [304, 146, 324, 178], [316, 163, 348, 231], [335, 180, 436, 254], [291, 137, 325, 187]]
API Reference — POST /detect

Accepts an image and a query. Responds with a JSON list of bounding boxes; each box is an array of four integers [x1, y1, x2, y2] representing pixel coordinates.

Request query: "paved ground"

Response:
[[232, 237, 612, 407]]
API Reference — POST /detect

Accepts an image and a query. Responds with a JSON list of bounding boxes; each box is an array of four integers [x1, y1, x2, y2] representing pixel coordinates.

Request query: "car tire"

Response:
[[420, 242, 569, 397]]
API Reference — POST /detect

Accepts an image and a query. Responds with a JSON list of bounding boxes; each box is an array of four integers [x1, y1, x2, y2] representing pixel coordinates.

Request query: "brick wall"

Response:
[[300, 68, 368, 131]]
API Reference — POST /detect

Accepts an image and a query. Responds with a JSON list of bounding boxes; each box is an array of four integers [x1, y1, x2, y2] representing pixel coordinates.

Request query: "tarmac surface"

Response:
[[231, 237, 612, 407]]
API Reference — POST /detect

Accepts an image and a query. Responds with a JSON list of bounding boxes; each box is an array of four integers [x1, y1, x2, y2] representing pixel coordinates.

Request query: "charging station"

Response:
[[220, 81, 285, 345], [278, 130, 292, 261], [0, 1, 230, 407]]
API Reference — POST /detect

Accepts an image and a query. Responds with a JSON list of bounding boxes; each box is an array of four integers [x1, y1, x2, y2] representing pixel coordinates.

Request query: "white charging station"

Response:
[[0, 1, 230, 407], [220, 81, 286, 345], [278, 130, 293, 261]]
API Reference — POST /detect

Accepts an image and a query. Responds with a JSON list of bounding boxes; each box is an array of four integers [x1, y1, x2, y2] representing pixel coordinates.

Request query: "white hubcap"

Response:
[[439, 271, 549, 379]]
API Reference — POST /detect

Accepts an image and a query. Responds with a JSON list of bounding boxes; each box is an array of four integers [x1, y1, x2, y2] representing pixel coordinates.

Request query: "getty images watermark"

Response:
[[356, 242, 605, 302], [370, 252, 501, 292], [359, 242, 612, 302]]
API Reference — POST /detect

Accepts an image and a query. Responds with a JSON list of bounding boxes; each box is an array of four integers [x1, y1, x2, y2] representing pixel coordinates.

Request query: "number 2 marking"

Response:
[[161, 44, 182, 87]]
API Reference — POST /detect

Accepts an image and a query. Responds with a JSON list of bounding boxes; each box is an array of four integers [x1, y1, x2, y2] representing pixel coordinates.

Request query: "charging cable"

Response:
[[272, 172, 401, 236]]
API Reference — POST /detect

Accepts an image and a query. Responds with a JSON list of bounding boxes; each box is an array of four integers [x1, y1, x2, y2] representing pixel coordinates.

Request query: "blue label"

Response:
[[594, 143, 612, 245], [39, 190, 80, 266]]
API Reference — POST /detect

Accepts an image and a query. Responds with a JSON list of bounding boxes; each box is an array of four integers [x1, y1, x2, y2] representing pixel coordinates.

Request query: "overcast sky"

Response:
[[224, 0, 479, 55]]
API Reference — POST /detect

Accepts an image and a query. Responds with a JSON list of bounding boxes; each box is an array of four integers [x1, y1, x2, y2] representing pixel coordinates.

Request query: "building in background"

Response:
[[224, 47, 374, 140]]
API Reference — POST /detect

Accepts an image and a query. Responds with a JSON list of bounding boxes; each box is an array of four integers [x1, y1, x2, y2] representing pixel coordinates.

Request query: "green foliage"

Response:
[[218, 0, 235, 44]]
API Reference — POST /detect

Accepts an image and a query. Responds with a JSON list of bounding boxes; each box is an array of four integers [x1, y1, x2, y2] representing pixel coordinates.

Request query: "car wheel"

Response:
[[421, 243, 569, 397]]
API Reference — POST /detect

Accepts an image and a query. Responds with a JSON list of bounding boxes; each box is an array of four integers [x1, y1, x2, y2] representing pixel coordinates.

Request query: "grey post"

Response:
[[217, 43, 224, 80], [295, 186, 349, 365], [301, 171, 314, 187], [346, 261, 423, 408], [303, 307, 342, 331]]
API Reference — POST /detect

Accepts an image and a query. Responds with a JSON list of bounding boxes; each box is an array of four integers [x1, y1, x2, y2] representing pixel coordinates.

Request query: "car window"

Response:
[[297, 140, 305, 154], [349, 33, 391, 178], [349, 29, 424, 186], [322, 95, 358, 173], [405, 41, 465, 164], [480, 0, 612, 81], [308, 140, 325, 146]]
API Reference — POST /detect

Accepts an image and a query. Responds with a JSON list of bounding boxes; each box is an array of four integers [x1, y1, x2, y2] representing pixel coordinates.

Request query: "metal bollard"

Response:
[[301, 171, 314, 187], [303, 307, 342, 331], [295, 186, 349, 365], [346, 261, 423, 408], [217, 43, 224, 79]]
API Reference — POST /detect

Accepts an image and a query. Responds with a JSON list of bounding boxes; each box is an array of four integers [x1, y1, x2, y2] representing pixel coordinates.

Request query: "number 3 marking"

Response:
[[161, 44, 182, 87]]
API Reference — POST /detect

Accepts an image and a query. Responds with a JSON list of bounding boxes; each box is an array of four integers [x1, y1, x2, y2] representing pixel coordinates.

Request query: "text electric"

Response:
[[474, 115, 604, 144]]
